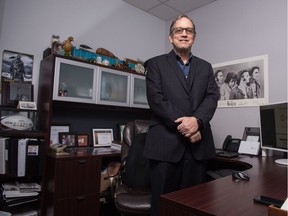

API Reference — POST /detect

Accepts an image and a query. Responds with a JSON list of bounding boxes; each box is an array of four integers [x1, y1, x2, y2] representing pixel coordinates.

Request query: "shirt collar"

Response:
[[173, 50, 193, 65]]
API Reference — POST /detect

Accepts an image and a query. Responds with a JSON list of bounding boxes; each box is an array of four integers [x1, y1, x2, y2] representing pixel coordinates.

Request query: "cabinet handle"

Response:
[[78, 159, 87, 164], [76, 195, 86, 200]]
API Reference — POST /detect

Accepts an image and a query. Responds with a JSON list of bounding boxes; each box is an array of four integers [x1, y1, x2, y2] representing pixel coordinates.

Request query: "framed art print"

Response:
[[77, 134, 89, 147], [50, 124, 70, 145], [92, 128, 113, 147], [1, 50, 34, 82], [1, 82, 33, 106]]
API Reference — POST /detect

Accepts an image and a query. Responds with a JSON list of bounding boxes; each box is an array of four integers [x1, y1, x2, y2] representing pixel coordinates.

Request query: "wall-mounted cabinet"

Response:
[[53, 58, 98, 104], [52, 56, 149, 109]]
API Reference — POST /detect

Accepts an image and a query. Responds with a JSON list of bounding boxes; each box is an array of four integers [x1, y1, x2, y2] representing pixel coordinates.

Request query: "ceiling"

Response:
[[122, 0, 217, 21]]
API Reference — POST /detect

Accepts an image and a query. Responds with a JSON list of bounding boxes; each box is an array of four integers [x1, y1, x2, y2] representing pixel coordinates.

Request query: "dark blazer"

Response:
[[144, 50, 220, 162]]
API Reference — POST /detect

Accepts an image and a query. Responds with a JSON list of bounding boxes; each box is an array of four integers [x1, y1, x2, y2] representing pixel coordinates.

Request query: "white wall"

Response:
[[0, 0, 4, 40], [0, 0, 166, 100], [1, 0, 287, 149], [166, 0, 287, 148]]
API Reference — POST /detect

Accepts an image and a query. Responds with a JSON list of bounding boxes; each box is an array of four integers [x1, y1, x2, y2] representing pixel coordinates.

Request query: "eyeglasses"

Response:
[[171, 27, 195, 35]]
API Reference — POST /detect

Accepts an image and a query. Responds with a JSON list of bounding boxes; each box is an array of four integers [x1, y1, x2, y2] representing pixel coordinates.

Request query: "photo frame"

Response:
[[50, 124, 70, 145], [59, 132, 77, 147], [92, 128, 113, 147], [212, 55, 268, 108], [1, 50, 34, 82], [1, 82, 33, 106], [77, 134, 89, 147], [117, 123, 126, 142]]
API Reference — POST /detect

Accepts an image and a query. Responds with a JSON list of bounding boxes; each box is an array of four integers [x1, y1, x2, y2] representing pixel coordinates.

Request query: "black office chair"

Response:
[[114, 120, 151, 216]]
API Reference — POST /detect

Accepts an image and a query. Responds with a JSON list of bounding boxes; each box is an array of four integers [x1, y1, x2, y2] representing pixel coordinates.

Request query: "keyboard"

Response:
[[215, 150, 238, 158], [207, 169, 238, 180]]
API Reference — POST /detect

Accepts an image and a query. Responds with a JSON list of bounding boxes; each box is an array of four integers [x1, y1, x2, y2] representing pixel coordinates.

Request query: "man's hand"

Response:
[[188, 131, 202, 143], [175, 116, 202, 143], [175, 116, 198, 137]]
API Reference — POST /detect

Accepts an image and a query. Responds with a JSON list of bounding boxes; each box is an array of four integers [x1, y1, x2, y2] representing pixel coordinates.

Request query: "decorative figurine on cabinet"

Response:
[[63, 36, 74, 56]]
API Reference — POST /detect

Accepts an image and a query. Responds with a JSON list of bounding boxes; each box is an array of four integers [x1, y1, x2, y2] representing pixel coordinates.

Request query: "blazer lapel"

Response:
[[187, 57, 197, 92], [167, 52, 190, 93]]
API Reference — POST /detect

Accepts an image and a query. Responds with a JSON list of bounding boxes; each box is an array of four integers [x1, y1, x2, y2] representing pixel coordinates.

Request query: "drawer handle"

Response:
[[76, 195, 86, 200], [78, 160, 87, 164]]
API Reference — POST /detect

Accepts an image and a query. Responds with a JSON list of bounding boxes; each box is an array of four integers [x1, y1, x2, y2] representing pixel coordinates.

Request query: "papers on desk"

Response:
[[281, 197, 288, 210], [111, 143, 121, 150], [238, 135, 260, 155]]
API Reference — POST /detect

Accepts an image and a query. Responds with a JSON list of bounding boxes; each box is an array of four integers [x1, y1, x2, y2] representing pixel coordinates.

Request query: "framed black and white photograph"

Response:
[[92, 128, 113, 147], [1, 82, 33, 106], [50, 124, 70, 145], [77, 134, 89, 147], [212, 55, 268, 107], [1, 50, 34, 82], [59, 132, 77, 147]]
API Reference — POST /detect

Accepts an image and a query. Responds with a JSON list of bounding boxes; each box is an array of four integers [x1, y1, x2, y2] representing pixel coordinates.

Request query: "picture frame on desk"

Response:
[[1, 81, 33, 106], [117, 123, 126, 142], [92, 128, 113, 147], [50, 123, 70, 145], [77, 134, 89, 147], [59, 132, 77, 147]]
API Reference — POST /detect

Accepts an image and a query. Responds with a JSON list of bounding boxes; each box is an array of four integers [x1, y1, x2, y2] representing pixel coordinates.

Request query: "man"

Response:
[[219, 72, 237, 100], [214, 69, 224, 88], [249, 66, 261, 98], [144, 15, 219, 216], [230, 69, 254, 100]]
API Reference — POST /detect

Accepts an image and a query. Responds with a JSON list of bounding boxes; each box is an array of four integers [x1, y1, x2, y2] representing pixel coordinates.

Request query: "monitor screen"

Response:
[[259, 102, 287, 165]]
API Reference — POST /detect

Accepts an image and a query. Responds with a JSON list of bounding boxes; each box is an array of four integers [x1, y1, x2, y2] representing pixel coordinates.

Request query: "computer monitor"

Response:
[[259, 102, 288, 165]]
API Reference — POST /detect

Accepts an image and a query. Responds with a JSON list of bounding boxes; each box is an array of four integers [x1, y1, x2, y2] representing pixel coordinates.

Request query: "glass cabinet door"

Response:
[[53, 58, 98, 103], [97, 67, 130, 107], [130, 74, 149, 109]]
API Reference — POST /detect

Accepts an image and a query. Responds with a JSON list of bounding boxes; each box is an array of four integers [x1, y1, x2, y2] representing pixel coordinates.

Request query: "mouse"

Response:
[[232, 172, 250, 181]]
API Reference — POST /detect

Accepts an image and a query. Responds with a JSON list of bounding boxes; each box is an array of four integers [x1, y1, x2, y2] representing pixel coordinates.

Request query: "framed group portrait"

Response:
[[59, 132, 77, 147], [212, 55, 268, 108]]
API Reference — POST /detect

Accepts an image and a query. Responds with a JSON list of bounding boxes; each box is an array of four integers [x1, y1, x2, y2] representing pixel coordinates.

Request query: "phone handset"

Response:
[[50, 143, 67, 153], [222, 135, 232, 150]]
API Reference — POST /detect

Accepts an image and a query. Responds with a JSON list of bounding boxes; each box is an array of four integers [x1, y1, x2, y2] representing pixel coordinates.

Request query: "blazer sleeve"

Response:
[[145, 57, 184, 128]]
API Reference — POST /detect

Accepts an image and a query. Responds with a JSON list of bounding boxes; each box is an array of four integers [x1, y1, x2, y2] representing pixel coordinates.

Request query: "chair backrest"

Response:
[[121, 120, 150, 188], [121, 120, 150, 161]]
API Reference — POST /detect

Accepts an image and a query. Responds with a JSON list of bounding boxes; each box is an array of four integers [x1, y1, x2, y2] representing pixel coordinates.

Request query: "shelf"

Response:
[[0, 130, 46, 138]]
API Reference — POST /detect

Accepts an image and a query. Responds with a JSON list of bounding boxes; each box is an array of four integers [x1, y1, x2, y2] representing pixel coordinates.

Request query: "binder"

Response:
[[17, 138, 28, 177], [26, 139, 43, 176], [8, 139, 19, 175], [0, 137, 10, 174]]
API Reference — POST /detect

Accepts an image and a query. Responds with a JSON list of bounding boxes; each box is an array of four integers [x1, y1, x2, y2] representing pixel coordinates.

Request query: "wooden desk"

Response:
[[160, 156, 287, 216], [42, 148, 121, 216]]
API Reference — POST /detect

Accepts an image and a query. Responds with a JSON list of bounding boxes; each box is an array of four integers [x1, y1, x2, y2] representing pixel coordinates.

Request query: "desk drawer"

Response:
[[54, 157, 100, 198], [55, 193, 98, 216]]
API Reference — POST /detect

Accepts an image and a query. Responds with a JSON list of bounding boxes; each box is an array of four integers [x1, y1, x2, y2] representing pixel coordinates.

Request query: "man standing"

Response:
[[144, 15, 219, 216], [214, 69, 224, 88], [230, 69, 254, 100], [220, 72, 237, 100], [249, 66, 261, 98]]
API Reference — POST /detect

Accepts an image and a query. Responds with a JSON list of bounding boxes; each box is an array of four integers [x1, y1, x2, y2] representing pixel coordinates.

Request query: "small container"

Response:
[[96, 56, 102, 64]]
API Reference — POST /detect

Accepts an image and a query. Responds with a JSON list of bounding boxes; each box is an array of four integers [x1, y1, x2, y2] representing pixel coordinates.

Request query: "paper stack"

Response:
[[1, 182, 41, 207]]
